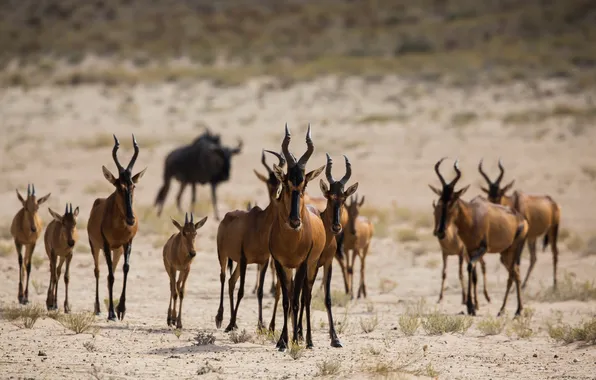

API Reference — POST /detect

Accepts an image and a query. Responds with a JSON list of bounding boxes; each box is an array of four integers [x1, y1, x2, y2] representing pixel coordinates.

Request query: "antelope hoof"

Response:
[[306, 342, 314, 349], [268, 323, 275, 333], [514, 308, 522, 318], [176, 320, 183, 329], [116, 303, 126, 321], [107, 314, 117, 322], [64, 304, 71, 314], [276, 339, 287, 351], [466, 305, 476, 316], [331, 339, 343, 348], [224, 323, 238, 333]]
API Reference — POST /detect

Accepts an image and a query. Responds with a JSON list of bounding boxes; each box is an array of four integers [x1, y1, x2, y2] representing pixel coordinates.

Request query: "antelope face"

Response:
[[254, 150, 286, 202], [345, 195, 364, 235], [50, 204, 79, 247], [172, 214, 208, 258], [16, 184, 50, 233], [102, 135, 147, 226], [478, 159, 515, 205], [320, 153, 358, 234]]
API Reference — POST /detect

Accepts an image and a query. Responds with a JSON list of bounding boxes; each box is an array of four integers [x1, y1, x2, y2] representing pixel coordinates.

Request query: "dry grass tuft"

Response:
[[31, 255, 45, 270], [399, 312, 421, 336], [60, 312, 98, 334], [83, 340, 97, 352], [528, 273, 596, 302], [476, 315, 508, 336], [0, 241, 12, 257], [422, 311, 473, 335], [315, 360, 341, 376], [31, 280, 44, 295], [359, 314, 379, 333], [288, 341, 305, 360], [194, 330, 216, 346], [379, 278, 398, 294], [229, 329, 252, 344], [507, 308, 535, 339], [4, 303, 46, 329], [311, 289, 351, 311], [395, 228, 419, 243], [254, 328, 280, 345], [547, 317, 596, 345]]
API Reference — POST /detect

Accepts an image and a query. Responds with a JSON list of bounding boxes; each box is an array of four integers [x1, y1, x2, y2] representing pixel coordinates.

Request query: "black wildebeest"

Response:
[[154, 130, 243, 221]]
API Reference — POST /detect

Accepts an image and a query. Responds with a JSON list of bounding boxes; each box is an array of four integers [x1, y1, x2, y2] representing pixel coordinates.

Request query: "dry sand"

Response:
[[0, 76, 595, 379]]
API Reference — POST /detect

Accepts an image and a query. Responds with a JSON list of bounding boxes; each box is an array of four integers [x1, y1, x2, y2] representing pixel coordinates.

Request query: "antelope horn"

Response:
[[190, 213, 194, 223], [32, 184, 35, 196], [434, 157, 448, 186], [496, 158, 505, 185], [70, 203, 73, 214], [65, 203, 68, 214], [185, 212, 189, 224], [261, 150, 272, 174], [112, 135, 125, 173], [264, 150, 286, 168], [126, 134, 139, 172], [297, 123, 314, 168], [27, 184, 31, 196], [339, 155, 352, 186], [281, 123, 296, 167], [451, 159, 462, 187], [325, 153, 334, 183], [478, 158, 492, 185]]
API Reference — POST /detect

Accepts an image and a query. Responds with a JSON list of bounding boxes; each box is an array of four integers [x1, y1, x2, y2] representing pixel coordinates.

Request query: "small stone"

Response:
[[573, 358, 579, 363], [533, 353, 538, 358], [37, 351, 46, 357], [554, 355, 558, 358]]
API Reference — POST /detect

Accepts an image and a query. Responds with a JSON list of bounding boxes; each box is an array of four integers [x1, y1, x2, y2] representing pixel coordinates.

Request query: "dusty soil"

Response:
[[0, 76, 595, 379]]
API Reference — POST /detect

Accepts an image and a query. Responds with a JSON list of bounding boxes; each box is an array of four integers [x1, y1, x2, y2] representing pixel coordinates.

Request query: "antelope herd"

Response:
[[5, 124, 563, 351]]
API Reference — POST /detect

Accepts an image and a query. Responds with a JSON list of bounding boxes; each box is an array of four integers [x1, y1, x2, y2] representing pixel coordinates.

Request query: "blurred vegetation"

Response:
[[0, 0, 595, 86]]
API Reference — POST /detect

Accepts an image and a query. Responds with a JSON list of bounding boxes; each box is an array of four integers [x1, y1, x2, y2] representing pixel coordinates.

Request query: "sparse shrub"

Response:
[[547, 317, 596, 345], [508, 308, 535, 339], [311, 290, 351, 310], [424, 258, 440, 269], [528, 273, 596, 302], [46, 310, 62, 321], [476, 315, 507, 336], [229, 329, 252, 344], [288, 341, 305, 360], [60, 312, 97, 334], [395, 228, 419, 242], [194, 330, 216, 346], [379, 278, 397, 294], [336, 307, 351, 334], [366, 302, 375, 313], [31, 255, 45, 270], [2, 304, 23, 321], [0, 241, 12, 257], [173, 328, 182, 339], [422, 311, 472, 335], [32, 280, 44, 295], [360, 314, 379, 333], [15, 304, 45, 329], [83, 341, 97, 352], [254, 328, 279, 345], [103, 298, 119, 309], [196, 361, 222, 375], [315, 360, 341, 376], [399, 313, 420, 336]]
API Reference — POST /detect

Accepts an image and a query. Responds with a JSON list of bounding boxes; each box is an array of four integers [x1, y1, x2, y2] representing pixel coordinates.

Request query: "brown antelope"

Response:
[[267, 124, 327, 350], [87, 135, 146, 321], [478, 159, 561, 289], [430, 158, 528, 316], [292, 153, 358, 347], [431, 200, 491, 306], [163, 212, 208, 329], [343, 194, 374, 299], [44, 203, 79, 312], [10, 184, 51, 304], [215, 150, 286, 332]]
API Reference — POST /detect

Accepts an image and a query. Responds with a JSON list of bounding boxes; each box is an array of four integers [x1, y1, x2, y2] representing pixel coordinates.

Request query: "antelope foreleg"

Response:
[[102, 240, 116, 321], [458, 252, 466, 305], [54, 255, 65, 311], [273, 259, 291, 351], [226, 253, 247, 332], [256, 259, 269, 330], [466, 241, 487, 316], [324, 263, 342, 347], [46, 250, 57, 311], [176, 268, 190, 329], [480, 257, 490, 303], [521, 239, 537, 290], [291, 261, 308, 344], [15, 240, 24, 304], [23, 243, 35, 304], [116, 242, 132, 321], [64, 254, 72, 313], [438, 251, 448, 304]]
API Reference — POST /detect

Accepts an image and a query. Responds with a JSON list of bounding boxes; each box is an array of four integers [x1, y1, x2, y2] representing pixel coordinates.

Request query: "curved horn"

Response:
[[339, 155, 352, 186], [261, 150, 272, 174], [451, 159, 462, 187], [190, 213, 194, 223], [27, 184, 31, 196], [126, 134, 139, 172], [496, 158, 505, 185], [281, 123, 297, 167], [185, 212, 188, 224], [65, 203, 68, 214], [325, 153, 334, 183], [478, 158, 492, 185], [32, 184, 35, 196], [70, 203, 73, 214], [434, 157, 447, 186], [112, 135, 124, 173], [264, 150, 286, 167], [297, 123, 314, 168]]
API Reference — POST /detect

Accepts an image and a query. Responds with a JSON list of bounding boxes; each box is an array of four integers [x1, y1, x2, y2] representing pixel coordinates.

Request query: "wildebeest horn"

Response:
[[478, 158, 492, 185], [434, 157, 448, 187], [185, 212, 189, 224], [27, 184, 31, 196], [496, 158, 505, 185], [325, 153, 334, 183], [297, 123, 314, 168], [112, 135, 125, 173], [126, 134, 139, 172], [264, 150, 285, 168], [281, 123, 297, 167], [451, 159, 462, 187], [339, 155, 352, 186]]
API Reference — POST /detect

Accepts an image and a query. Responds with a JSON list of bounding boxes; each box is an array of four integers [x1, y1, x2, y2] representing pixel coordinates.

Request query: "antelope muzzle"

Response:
[[332, 223, 342, 234], [189, 250, 197, 259], [67, 239, 75, 247]]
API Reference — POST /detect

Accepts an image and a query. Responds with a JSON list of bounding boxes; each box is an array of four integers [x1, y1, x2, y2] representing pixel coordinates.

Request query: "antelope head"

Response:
[[345, 194, 365, 235], [48, 203, 79, 248], [254, 149, 286, 201], [272, 123, 325, 231], [16, 184, 51, 233], [478, 158, 515, 205], [102, 135, 147, 226], [320, 153, 358, 234], [428, 158, 470, 240], [171, 213, 208, 258]]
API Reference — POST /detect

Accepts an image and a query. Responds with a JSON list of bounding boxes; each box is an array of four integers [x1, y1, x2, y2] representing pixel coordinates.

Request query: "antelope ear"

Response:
[[272, 164, 285, 183], [73, 207, 79, 218], [344, 182, 359, 197], [306, 165, 325, 183], [502, 180, 515, 194], [171, 218, 183, 231], [132, 167, 147, 184], [319, 179, 329, 195], [16, 190, 26, 205], [428, 184, 442, 196], [454, 184, 470, 199], [254, 170, 268, 183], [480, 186, 489, 194], [37, 193, 51, 205], [194, 216, 208, 230], [48, 208, 62, 223], [102, 166, 117, 185]]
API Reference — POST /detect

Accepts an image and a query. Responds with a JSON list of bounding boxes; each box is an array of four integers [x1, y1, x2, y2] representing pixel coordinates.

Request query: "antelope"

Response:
[[292, 153, 358, 347], [163, 212, 208, 329], [268, 124, 326, 350], [10, 184, 51, 304], [88, 135, 146, 321], [343, 194, 374, 299], [430, 158, 528, 316], [44, 203, 79, 312], [215, 150, 286, 332], [431, 199, 491, 306], [478, 159, 561, 289]]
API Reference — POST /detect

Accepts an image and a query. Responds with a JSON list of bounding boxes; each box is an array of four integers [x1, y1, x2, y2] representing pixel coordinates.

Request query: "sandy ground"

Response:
[[0, 76, 595, 380]]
